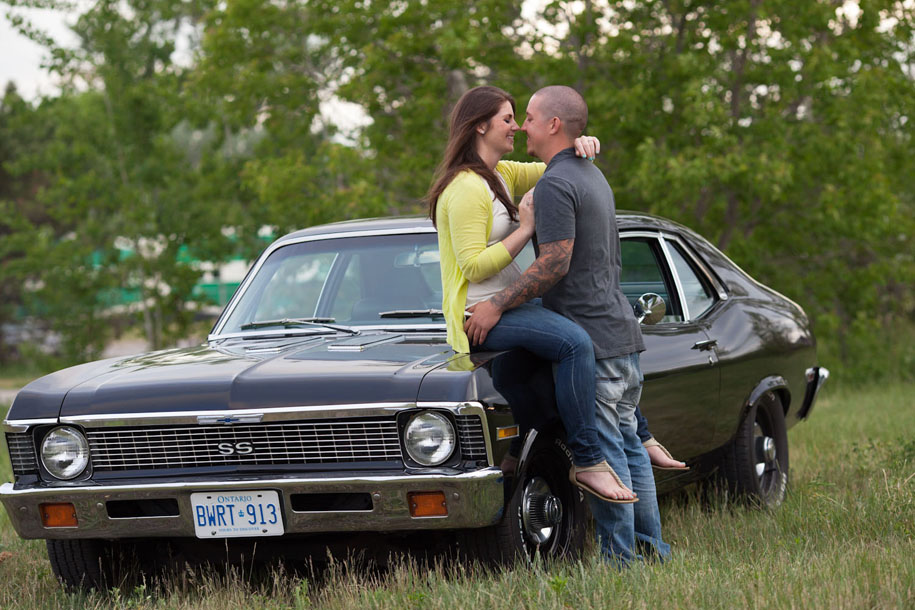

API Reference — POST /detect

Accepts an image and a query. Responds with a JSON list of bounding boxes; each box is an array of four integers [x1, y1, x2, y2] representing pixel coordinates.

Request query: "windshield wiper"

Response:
[[239, 317, 359, 334], [378, 309, 445, 319]]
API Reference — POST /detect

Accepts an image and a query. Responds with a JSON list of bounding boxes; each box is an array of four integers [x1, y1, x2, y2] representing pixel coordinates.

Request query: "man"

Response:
[[465, 85, 670, 564]]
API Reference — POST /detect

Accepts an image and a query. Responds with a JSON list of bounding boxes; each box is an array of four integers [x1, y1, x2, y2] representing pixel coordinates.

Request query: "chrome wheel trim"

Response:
[[753, 423, 779, 483], [521, 476, 562, 545]]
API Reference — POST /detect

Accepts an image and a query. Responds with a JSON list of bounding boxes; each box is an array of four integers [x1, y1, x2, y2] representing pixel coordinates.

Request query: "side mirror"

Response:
[[634, 293, 666, 325]]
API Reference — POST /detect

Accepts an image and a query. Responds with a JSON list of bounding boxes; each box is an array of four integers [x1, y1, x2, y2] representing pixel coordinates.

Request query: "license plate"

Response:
[[191, 491, 284, 538]]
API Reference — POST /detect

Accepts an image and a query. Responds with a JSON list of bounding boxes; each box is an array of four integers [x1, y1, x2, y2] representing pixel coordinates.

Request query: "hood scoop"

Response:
[[327, 334, 403, 352]]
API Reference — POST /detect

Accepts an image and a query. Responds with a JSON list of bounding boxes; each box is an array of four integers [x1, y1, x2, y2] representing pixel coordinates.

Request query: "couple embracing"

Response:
[[427, 85, 686, 565]]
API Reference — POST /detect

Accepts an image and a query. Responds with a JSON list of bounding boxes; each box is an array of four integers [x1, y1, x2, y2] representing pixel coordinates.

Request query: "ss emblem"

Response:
[[217, 442, 254, 455]]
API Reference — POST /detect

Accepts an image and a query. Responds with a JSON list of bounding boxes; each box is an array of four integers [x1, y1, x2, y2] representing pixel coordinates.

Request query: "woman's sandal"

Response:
[[569, 460, 639, 504], [643, 438, 690, 471]]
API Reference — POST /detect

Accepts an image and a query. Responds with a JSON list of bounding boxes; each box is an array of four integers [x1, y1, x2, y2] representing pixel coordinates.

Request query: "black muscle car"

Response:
[[1, 214, 828, 590]]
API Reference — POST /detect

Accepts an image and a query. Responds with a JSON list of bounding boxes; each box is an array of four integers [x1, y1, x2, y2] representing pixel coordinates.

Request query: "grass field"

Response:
[[0, 382, 912, 609]]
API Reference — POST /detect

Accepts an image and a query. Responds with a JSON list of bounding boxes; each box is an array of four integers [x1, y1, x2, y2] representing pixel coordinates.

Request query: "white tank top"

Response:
[[465, 176, 523, 306]]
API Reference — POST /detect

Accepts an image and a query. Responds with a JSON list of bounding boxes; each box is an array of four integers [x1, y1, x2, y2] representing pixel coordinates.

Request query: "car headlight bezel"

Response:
[[39, 426, 90, 480], [402, 411, 457, 467]]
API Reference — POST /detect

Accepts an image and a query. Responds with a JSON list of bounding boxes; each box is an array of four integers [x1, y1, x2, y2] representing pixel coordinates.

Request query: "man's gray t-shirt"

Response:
[[534, 148, 645, 360]]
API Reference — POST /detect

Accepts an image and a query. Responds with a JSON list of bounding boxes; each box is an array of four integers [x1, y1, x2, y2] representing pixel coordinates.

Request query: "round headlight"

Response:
[[403, 411, 456, 466], [40, 426, 90, 480]]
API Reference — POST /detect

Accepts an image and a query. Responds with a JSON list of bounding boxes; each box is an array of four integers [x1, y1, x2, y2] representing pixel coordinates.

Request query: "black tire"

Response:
[[719, 392, 789, 508], [457, 432, 588, 564], [46, 539, 146, 592]]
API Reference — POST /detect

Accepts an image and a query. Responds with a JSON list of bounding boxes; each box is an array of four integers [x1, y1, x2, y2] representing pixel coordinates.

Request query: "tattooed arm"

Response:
[[463, 238, 574, 346]]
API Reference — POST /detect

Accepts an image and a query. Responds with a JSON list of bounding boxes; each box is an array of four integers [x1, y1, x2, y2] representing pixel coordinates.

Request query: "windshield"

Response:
[[217, 233, 444, 335]]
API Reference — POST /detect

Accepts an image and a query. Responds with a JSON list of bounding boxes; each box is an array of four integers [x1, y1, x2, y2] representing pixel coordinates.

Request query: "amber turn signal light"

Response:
[[40, 502, 78, 527], [407, 491, 447, 517], [497, 425, 519, 440]]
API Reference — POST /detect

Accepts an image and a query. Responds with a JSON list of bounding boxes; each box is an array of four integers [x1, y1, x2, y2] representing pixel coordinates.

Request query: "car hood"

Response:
[[10, 332, 475, 420]]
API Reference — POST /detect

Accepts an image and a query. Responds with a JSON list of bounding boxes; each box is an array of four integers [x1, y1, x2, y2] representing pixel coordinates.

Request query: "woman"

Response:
[[426, 85, 639, 503]]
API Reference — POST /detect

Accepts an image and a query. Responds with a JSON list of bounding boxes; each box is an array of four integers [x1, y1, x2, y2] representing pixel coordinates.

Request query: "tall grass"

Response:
[[0, 382, 912, 609]]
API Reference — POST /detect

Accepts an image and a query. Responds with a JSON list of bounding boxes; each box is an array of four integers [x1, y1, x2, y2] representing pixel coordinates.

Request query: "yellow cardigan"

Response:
[[436, 160, 546, 353]]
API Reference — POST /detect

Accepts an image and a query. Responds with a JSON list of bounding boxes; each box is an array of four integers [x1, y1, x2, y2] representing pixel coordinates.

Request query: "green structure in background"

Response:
[[91, 243, 257, 313]]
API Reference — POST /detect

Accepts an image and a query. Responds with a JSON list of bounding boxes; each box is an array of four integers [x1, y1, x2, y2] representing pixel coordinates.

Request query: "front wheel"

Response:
[[457, 432, 588, 564], [46, 539, 151, 592], [719, 392, 789, 507]]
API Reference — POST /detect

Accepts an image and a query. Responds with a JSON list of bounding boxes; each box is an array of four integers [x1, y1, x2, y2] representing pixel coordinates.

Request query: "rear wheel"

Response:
[[719, 392, 789, 507], [457, 432, 588, 564]]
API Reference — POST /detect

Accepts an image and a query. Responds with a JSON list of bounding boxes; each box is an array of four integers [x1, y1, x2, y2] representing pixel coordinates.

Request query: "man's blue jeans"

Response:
[[587, 352, 671, 564], [477, 300, 603, 467]]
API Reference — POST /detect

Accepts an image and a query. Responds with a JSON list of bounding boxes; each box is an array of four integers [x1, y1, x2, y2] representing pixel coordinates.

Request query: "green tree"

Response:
[[0, 83, 41, 363], [526, 0, 915, 379], [305, 0, 528, 209], [0, 88, 124, 362], [2, 0, 912, 381], [189, 0, 387, 236], [2, 0, 238, 358]]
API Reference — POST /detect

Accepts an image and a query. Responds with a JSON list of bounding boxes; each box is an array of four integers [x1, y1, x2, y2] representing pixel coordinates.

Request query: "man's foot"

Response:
[[576, 469, 637, 502], [643, 438, 689, 470]]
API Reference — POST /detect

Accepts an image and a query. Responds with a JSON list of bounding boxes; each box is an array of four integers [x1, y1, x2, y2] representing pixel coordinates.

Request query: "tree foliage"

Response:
[[530, 0, 915, 371], [1, 0, 913, 381], [2, 0, 236, 357]]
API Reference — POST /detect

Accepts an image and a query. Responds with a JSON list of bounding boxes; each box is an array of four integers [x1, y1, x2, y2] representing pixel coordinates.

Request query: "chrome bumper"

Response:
[[797, 366, 830, 420], [0, 469, 505, 540]]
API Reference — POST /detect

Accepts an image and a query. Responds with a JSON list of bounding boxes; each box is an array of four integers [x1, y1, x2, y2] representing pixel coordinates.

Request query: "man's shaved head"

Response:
[[530, 86, 588, 137]]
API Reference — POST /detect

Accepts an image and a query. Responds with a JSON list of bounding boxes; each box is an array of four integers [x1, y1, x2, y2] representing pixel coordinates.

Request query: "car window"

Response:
[[414, 242, 444, 298], [325, 242, 443, 323], [667, 240, 716, 319], [253, 252, 337, 321], [219, 233, 443, 333], [329, 256, 363, 322], [620, 238, 683, 322], [516, 242, 535, 272]]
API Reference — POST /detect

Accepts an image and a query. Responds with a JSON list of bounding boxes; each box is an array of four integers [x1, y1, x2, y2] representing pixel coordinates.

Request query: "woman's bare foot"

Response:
[[646, 444, 688, 469], [575, 470, 637, 501]]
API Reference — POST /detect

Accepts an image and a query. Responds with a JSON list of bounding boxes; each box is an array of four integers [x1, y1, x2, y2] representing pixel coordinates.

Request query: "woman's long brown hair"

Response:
[[426, 86, 518, 227]]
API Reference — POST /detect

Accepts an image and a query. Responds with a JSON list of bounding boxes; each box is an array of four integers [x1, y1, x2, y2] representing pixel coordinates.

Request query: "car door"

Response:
[[620, 232, 722, 460]]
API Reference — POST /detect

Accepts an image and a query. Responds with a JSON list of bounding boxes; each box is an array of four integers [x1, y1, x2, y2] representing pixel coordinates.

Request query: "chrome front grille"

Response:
[[456, 415, 487, 460], [5, 433, 38, 476], [87, 418, 403, 471]]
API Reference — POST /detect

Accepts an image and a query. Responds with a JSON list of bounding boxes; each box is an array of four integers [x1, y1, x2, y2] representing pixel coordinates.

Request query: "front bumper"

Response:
[[0, 468, 505, 540]]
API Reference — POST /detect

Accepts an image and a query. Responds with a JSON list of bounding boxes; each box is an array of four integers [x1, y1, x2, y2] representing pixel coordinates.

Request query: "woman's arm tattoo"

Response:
[[490, 239, 574, 311]]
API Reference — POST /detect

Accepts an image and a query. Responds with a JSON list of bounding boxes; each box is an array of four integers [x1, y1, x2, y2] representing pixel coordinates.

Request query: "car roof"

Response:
[[274, 211, 689, 245]]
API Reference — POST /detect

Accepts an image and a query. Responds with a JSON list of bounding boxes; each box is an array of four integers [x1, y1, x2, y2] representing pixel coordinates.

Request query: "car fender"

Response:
[[738, 375, 791, 431], [512, 424, 574, 492], [507, 428, 546, 499], [515, 429, 541, 477]]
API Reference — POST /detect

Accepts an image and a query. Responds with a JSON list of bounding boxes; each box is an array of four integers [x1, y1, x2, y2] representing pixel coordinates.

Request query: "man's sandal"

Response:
[[569, 460, 638, 504], [643, 438, 690, 471]]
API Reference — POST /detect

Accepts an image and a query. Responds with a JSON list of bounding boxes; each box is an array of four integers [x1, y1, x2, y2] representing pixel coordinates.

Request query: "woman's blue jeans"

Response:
[[474, 300, 603, 467]]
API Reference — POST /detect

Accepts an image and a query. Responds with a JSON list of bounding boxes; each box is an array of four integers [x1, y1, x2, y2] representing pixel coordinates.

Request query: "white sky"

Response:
[[0, 6, 78, 99]]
